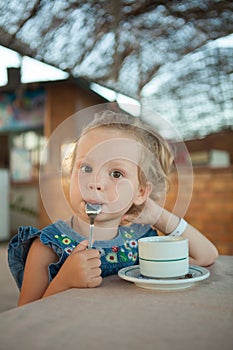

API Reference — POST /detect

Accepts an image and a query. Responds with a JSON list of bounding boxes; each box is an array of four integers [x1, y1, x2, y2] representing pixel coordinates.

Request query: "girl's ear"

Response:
[[134, 182, 152, 205]]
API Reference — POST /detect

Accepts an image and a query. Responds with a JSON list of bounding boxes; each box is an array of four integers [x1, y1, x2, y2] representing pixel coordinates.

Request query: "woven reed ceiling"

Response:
[[0, 0, 233, 138]]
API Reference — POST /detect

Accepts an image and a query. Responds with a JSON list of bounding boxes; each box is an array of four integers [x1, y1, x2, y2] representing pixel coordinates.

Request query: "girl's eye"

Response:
[[80, 165, 92, 173], [110, 170, 124, 179]]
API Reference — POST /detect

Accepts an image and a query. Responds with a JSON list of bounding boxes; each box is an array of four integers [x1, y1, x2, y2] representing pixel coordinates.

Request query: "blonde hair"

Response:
[[63, 110, 174, 217]]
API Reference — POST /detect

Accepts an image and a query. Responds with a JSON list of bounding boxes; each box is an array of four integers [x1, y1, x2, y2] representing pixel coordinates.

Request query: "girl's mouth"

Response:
[[85, 202, 102, 216]]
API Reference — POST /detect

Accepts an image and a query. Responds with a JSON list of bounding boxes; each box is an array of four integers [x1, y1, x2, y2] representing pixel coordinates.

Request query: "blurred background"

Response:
[[0, 0, 232, 258]]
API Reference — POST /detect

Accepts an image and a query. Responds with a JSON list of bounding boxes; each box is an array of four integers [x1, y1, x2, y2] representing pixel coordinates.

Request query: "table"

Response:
[[0, 255, 232, 350]]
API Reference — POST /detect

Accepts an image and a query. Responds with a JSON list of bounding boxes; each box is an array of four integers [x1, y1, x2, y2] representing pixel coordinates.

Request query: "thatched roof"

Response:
[[0, 0, 233, 139]]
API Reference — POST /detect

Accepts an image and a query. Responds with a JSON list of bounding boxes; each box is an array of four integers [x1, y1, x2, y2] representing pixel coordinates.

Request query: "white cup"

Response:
[[138, 236, 189, 278]]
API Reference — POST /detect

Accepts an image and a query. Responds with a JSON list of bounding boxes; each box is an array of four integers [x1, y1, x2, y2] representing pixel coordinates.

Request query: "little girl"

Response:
[[8, 110, 218, 306]]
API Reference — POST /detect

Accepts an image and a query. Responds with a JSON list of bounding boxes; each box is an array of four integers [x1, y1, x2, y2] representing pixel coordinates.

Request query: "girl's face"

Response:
[[69, 127, 150, 227]]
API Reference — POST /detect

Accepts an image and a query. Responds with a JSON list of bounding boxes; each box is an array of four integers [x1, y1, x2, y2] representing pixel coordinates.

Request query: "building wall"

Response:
[[185, 130, 233, 164], [166, 167, 233, 255]]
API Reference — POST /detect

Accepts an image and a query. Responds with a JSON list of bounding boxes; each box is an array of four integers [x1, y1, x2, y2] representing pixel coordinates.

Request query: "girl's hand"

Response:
[[121, 198, 163, 226], [55, 240, 102, 289]]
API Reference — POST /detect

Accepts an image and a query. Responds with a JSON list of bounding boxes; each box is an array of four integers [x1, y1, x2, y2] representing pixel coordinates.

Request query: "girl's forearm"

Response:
[[42, 273, 71, 299], [153, 206, 180, 234], [182, 225, 218, 266], [153, 206, 218, 266]]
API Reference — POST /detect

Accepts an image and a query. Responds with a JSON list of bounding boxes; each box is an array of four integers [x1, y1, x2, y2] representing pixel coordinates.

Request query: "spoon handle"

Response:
[[88, 223, 94, 249]]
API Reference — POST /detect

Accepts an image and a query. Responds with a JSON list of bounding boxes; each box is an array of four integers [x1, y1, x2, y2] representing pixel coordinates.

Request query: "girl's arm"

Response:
[[18, 238, 102, 306], [122, 199, 218, 267], [153, 206, 219, 266]]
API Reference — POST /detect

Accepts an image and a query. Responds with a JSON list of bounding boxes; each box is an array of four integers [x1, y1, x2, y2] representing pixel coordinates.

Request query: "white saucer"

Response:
[[118, 265, 210, 291]]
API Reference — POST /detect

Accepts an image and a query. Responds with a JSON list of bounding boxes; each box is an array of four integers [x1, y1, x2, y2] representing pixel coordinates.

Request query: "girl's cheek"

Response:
[[78, 172, 90, 189], [105, 180, 135, 213]]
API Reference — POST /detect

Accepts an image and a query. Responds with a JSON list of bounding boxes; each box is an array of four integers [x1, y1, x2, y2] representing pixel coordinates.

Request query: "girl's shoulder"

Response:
[[8, 220, 69, 246], [9, 220, 84, 258]]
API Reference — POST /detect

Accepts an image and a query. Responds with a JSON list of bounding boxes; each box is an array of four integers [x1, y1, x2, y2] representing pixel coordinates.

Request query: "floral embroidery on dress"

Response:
[[129, 240, 137, 248], [106, 252, 118, 263], [120, 229, 138, 263], [99, 228, 138, 264], [53, 227, 139, 264], [112, 246, 118, 252], [97, 248, 106, 257], [64, 247, 75, 254], [54, 234, 76, 254], [123, 241, 130, 250], [128, 251, 133, 259], [132, 253, 138, 261], [119, 249, 129, 262]]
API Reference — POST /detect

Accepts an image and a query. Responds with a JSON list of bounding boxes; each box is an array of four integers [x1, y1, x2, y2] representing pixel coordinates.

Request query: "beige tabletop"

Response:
[[0, 255, 232, 350]]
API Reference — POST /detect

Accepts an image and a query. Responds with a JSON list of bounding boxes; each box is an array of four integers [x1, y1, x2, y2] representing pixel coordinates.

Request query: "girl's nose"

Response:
[[88, 182, 104, 191]]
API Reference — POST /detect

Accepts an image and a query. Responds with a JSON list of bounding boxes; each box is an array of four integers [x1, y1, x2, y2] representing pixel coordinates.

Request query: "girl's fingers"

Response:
[[72, 240, 88, 254], [87, 276, 102, 288], [91, 267, 102, 276], [71, 242, 100, 262]]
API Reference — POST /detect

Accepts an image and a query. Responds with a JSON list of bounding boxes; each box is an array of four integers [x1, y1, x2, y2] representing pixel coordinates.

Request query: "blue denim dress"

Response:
[[8, 220, 157, 290]]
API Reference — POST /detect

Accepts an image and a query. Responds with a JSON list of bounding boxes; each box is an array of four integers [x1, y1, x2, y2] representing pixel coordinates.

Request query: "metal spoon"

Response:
[[85, 203, 102, 249]]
